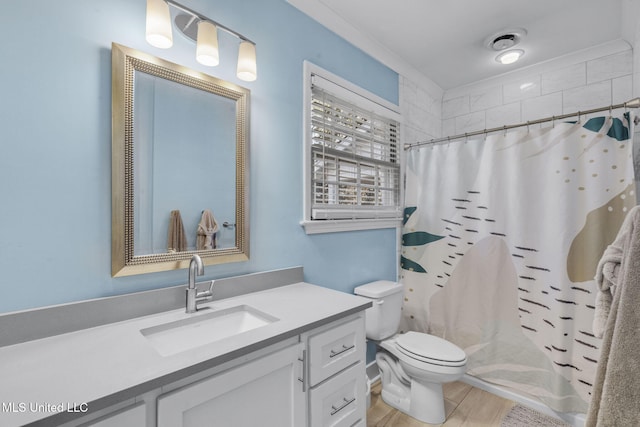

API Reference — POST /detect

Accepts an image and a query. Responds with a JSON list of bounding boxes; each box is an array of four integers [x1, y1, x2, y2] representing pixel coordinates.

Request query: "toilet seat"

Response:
[[396, 332, 466, 367]]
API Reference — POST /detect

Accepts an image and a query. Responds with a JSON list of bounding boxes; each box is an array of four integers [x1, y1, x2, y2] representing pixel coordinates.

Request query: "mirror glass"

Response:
[[112, 43, 249, 277]]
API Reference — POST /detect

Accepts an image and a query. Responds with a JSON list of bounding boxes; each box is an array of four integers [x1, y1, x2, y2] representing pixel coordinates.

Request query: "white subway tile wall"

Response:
[[587, 51, 633, 85], [440, 48, 634, 136], [401, 42, 639, 202], [469, 86, 502, 113], [503, 76, 542, 104], [400, 75, 442, 146], [563, 80, 612, 113], [613, 75, 633, 105], [487, 102, 521, 129], [541, 63, 586, 95]]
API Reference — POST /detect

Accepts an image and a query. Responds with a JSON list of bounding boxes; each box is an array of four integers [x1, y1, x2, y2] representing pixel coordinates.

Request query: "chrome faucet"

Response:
[[185, 254, 214, 313]]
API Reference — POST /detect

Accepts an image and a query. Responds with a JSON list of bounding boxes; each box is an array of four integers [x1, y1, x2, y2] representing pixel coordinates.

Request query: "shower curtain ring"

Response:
[[577, 111, 581, 123], [526, 121, 530, 133], [552, 116, 556, 128]]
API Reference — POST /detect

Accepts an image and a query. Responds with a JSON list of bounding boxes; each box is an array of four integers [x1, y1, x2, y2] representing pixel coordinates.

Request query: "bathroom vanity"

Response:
[[0, 269, 370, 427]]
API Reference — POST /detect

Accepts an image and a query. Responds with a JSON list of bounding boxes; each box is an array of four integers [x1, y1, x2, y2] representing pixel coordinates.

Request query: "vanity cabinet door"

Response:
[[304, 313, 367, 427], [157, 342, 304, 427], [309, 362, 366, 427], [307, 314, 365, 386]]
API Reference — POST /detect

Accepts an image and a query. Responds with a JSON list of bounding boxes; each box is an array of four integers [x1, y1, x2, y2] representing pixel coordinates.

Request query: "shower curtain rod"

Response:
[[404, 97, 640, 150]]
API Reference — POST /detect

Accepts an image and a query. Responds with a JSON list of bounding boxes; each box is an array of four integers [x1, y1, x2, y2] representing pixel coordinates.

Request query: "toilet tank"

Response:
[[354, 281, 403, 340]]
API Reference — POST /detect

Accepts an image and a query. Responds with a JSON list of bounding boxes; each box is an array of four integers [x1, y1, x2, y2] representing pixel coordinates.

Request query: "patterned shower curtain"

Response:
[[401, 114, 636, 413]]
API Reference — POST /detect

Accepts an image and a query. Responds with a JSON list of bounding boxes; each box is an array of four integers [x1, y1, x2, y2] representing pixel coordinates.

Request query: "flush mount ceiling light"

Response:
[[496, 49, 524, 65], [484, 28, 527, 65], [145, 0, 257, 81]]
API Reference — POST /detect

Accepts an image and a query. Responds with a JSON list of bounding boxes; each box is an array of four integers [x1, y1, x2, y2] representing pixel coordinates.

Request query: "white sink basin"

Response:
[[141, 305, 278, 357]]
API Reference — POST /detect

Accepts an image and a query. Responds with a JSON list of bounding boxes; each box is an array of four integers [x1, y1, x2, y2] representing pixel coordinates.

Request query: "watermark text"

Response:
[[2, 401, 89, 414]]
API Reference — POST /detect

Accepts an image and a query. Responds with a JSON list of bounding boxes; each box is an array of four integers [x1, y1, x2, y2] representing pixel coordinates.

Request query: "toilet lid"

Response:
[[396, 332, 466, 365]]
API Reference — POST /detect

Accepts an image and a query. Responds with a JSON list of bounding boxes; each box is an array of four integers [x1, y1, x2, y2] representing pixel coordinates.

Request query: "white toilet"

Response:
[[354, 280, 467, 424]]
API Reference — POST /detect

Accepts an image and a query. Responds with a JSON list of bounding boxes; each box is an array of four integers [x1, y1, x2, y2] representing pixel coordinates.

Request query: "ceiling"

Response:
[[289, 0, 633, 90]]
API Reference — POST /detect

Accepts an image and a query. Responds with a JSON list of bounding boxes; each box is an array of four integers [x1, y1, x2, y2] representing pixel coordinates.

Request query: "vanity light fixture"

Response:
[[145, 0, 257, 81], [196, 20, 219, 67], [496, 49, 524, 65], [237, 41, 257, 81], [146, 0, 173, 48]]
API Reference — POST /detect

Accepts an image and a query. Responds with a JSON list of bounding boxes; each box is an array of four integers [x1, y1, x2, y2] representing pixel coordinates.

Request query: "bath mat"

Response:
[[501, 404, 571, 427]]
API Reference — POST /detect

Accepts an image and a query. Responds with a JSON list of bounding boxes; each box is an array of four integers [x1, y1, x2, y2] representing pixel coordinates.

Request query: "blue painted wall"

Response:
[[0, 0, 398, 314]]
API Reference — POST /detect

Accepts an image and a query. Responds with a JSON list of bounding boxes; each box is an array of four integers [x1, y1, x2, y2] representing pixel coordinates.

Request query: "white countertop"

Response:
[[0, 282, 370, 426]]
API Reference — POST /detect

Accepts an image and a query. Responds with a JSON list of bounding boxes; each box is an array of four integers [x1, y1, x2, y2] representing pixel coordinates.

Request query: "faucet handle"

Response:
[[196, 280, 215, 300]]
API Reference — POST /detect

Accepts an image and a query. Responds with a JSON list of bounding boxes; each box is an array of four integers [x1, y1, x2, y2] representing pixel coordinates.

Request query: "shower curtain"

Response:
[[401, 114, 636, 413]]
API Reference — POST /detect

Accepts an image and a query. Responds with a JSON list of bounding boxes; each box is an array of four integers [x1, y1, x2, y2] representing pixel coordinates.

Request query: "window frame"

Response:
[[301, 61, 403, 234]]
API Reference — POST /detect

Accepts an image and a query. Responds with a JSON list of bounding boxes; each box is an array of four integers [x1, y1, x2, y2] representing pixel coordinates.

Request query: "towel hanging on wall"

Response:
[[587, 205, 640, 426], [167, 210, 187, 252], [197, 209, 219, 250], [591, 207, 632, 338]]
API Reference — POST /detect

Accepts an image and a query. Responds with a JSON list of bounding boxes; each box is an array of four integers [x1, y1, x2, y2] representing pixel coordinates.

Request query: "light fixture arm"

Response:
[[165, 0, 255, 45], [180, 14, 197, 33]]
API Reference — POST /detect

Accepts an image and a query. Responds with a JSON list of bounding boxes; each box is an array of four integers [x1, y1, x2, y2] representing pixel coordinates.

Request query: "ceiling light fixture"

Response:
[[496, 49, 524, 65], [484, 28, 527, 66], [145, 0, 257, 81], [484, 28, 527, 51]]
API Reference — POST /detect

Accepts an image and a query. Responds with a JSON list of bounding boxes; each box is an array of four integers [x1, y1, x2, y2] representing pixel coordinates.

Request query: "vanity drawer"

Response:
[[309, 362, 366, 427], [308, 315, 365, 386]]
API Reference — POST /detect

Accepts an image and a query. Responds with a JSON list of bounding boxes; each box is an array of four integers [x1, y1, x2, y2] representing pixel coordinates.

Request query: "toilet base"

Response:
[[409, 379, 446, 424], [379, 377, 446, 424], [376, 351, 411, 414], [376, 341, 465, 424]]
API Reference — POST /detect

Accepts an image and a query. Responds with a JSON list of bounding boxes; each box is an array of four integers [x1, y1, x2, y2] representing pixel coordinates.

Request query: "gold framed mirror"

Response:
[[112, 43, 249, 277]]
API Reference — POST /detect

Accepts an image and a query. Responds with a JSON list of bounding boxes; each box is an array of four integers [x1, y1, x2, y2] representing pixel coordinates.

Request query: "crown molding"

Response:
[[287, 0, 444, 100]]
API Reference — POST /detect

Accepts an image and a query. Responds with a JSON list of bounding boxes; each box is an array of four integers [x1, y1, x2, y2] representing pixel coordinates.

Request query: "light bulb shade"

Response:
[[496, 49, 524, 65], [146, 0, 173, 48], [196, 21, 220, 66], [237, 41, 257, 81]]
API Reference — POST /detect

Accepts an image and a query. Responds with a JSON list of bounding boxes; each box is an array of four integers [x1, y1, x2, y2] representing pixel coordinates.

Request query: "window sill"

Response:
[[300, 218, 402, 234]]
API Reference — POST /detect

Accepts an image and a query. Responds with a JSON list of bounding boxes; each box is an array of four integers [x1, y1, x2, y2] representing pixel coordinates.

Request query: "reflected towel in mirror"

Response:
[[167, 210, 187, 252], [197, 209, 219, 250]]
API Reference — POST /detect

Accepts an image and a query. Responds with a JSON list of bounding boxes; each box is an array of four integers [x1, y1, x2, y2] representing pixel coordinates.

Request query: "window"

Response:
[[302, 62, 402, 234]]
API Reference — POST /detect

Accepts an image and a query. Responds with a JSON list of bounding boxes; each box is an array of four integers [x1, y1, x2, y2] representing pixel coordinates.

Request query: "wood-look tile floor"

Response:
[[367, 381, 516, 427]]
